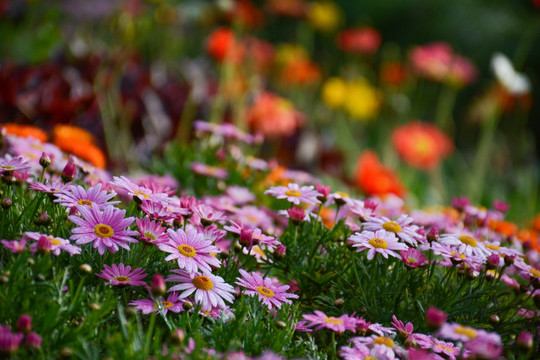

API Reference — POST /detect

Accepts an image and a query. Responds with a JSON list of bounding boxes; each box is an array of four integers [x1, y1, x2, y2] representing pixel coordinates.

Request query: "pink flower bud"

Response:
[[16, 314, 32, 333], [151, 274, 167, 296], [37, 235, 52, 253], [517, 331, 533, 350], [61, 158, 77, 183], [316, 183, 331, 202], [426, 227, 439, 243], [274, 244, 286, 259], [426, 306, 447, 329], [39, 152, 51, 169], [287, 206, 306, 223], [486, 254, 500, 270], [25, 332, 42, 349], [239, 228, 254, 247]]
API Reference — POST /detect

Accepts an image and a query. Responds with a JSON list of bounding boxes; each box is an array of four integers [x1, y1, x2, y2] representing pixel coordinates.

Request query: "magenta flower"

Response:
[[391, 315, 414, 339], [29, 178, 71, 195], [264, 183, 321, 205], [158, 228, 220, 274], [236, 270, 299, 309], [139, 200, 176, 222], [400, 248, 428, 269], [349, 230, 409, 260], [136, 217, 169, 244], [1, 238, 27, 253], [54, 183, 120, 210], [68, 204, 139, 255], [302, 311, 357, 333], [130, 292, 184, 315], [166, 269, 235, 311], [0, 155, 31, 175], [96, 263, 148, 286], [191, 162, 229, 179], [0, 325, 24, 353], [24, 232, 81, 256], [110, 176, 168, 202]]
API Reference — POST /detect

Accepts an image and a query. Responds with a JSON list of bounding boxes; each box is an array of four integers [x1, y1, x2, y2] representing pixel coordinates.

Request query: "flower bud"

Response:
[[79, 264, 92, 274], [39, 152, 51, 169], [316, 183, 331, 203], [275, 320, 287, 329], [171, 328, 185, 345], [426, 306, 447, 329], [37, 235, 52, 253], [504, 254, 516, 266], [1, 197, 12, 209], [151, 274, 167, 296], [451, 196, 470, 211], [182, 301, 193, 310], [426, 228, 439, 243], [61, 158, 77, 183], [89, 303, 101, 311], [16, 314, 32, 333], [25, 332, 42, 349], [486, 254, 500, 270], [288, 206, 306, 224], [239, 228, 254, 247], [516, 331, 533, 351], [273, 244, 286, 259], [34, 212, 52, 227], [489, 315, 500, 325], [493, 200, 509, 213], [59, 347, 74, 359], [334, 298, 344, 307]]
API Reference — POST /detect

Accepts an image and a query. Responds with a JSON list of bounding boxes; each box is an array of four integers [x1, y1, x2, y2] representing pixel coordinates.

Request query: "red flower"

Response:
[[392, 122, 453, 171], [337, 27, 381, 55], [206, 28, 244, 64], [354, 150, 405, 197]]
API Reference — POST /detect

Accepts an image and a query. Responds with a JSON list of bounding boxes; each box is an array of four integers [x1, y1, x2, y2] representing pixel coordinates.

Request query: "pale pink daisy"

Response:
[[1, 238, 27, 253], [438, 323, 501, 344], [190, 204, 227, 226], [54, 183, 120, 210], [236, 270, 298, 309], [139, 200, 176, 222], [68, 204, 139, 255], [302, 311, 357, 333], [348, 336, 399, 360], [129, 291, 184, 315], [110, 176, 169, 202], [135, 217, 169, 244], [225, 186, 255, 204], [157, 228, 221, 274], [0, 155, 31, 175], [29, 178, 71, 195], [363, 214, 422, 246], [349, 230, 409, 260], [166, 269, 235, 311], [24, 232, 81, 256], [264, 183, 321, 205], [96, 263, 148, 286], [438, 232, 491, 259], [339, 343, 371, 360], [191, 162, 229, 179]]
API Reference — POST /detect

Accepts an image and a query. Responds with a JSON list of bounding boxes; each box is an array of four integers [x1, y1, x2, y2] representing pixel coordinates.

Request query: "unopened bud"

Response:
[[288, 206, 306, 224], [171, 328, 185, 344], [25, 331, 42, 349], [426, 306, 447, 329], [316, 183, 331, 203], [239, 228, 254, 247], [489, 315, 500, 325], [426, 228, 439, 243], [486, 254, 500, 270], [61, 158, 77, 183], [79, 264, 92, 273], [16, 314, 32, 333], [151, 274, 167, 296], [334, 298, 344, 307], [504, 254, 516, 267], [273, 244, 286, 259], [59, 347, 74, 359], [275, 320, 286, 329], [34, 212, 52, 226], [39, 152, 51, 169], [89, 303, 101, 311], [182, 301, 193, 310], [516, 331, 533, 351], [1, 197, 12, 209]]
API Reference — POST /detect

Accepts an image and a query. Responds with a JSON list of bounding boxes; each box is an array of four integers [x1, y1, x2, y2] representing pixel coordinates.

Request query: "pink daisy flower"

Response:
[[437, 323, 501, 344], [191, 162, 229, 179], [439, 232, 491, 259], [363, 214, 422, 246], [339, 343, 371, 360], [1, 238, 27, 253], [0, 155, 31, 175], [235, 270, 299, 309], [157, 228, 221, 274], [135, 217, 169, 245], [302, 311, 357, 333], [400, 248, 429, 269], [139, 200, 176, 222], [349, 230, 409, 260], [225, 186, 255, 205], [190, 204, 227, 226], [24, 232, 81, 256], [130, 291, 184, 315], [110, 176, 169, 202], [54, 183, 120, 210], [264, 183, 321, 205], [96, 263, 148, 286], [68, 204, 139, 255], [29, 178, 71, 195], [166, 269, 235, 311]]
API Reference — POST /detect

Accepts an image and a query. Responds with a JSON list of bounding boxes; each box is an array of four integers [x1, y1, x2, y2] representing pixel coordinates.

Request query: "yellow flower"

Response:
[[322, 77, 347, 109], [275, 44, 309, 67], [307, 1, 342, 32], [344, 79, 381, 120]]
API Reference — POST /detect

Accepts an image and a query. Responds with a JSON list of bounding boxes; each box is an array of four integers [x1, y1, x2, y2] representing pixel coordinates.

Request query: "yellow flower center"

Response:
[[529, 268, 540, 278], [1, 165, 14, 170], [134, 190, 150, 199], [407, 257, 418, 263], [94, 224, 114, 238], [256, 286, 275, 298], [335, 191, 350, 198], [178, 244, 196, 258], [436, 343, 455, 353], [51, 239, 61, 246], [373, 336, 395, 348], [485, 244, 501, 251], [114, 276, 130, 283], [324, 317, 343, 325], [285, 189, 302, 197], [144, 232, 156, 241], [369, 237, 388, 249], [162, 301, 173, 309], [77, 199, 93, 206], [450, 251, 466, 259], [454, 325, 477, 339], [382, 221, 402, 233], [193, 275, 214, 290], [458, 235, 477, 247]]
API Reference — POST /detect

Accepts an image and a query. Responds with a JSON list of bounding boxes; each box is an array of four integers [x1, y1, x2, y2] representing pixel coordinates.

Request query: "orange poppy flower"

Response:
[[53, 124, 95, 145], [52, 125, 106, 169], [392, 122, 454, 171], [2, 123, 48, 142], [206, 28, 244, 64], [354, 150, 405, 197], [487, 219, 518, 238]]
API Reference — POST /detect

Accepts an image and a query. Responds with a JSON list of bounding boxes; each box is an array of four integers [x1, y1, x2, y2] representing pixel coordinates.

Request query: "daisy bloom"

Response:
[[363, 214, 422, 246], [266, 183, 321, 206], [439, 232, 491, 259], [302, 311, 357, 333], [96, 264, 148, 286], [24, 232, 81, 256], [29, 178, 71, 196], [438, 323, 501, 344], [166, 269, 235, 311], [400, 248, 429, 269], [110, 176, 169, 202], [68, 204, 139, 255], [139, 199, 176, 222], [54, 183, 120, 210], [130, 291, 184, 315], [136, 217, 169, 245], [236, 270, 298, 309], [0, 155, 31, 175], [349, 230, 409, 260], [190, 204, 227, 227], [157, 228, 221, 274], [191, 162, 229, 180], [339, 342, 371, 360], [1, 238, 27, 253]]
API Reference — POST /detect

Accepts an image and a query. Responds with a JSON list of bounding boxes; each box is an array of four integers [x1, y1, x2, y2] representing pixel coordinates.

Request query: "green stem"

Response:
[[434, 86, 457, 134]]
